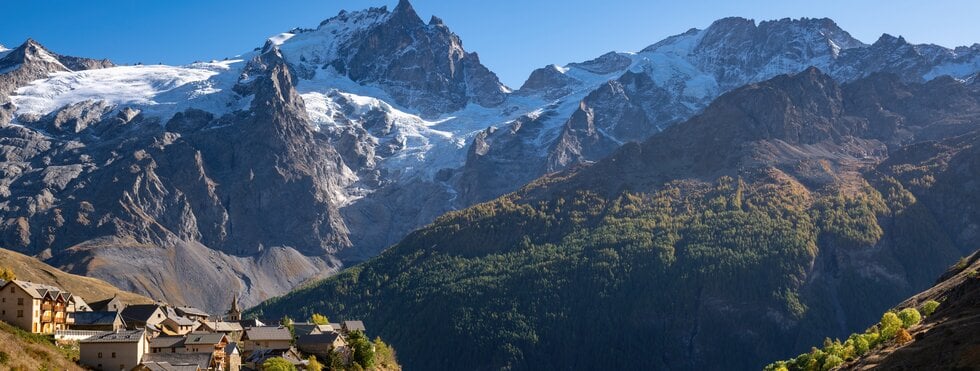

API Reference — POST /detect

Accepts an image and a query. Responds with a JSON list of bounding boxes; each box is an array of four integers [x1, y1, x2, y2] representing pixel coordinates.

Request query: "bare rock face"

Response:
[[328, 0, 506, 117], [0, 48, 354, 311], [517, 65, 581, 99]]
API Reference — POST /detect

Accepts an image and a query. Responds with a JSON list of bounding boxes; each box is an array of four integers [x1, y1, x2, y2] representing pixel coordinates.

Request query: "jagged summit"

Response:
[[0, 38, 113, 105], [390, 0, 423, 26], [271, 0, 506, 117]]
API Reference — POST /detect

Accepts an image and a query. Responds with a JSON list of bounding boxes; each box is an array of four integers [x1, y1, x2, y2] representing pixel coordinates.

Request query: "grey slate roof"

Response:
[[165, 315, 197, 327], [121, 304, 164, 322], [2, 280, 72, 301], [175, 306, 209, 318], [292, 322, 322, 336], [184, 332, 226, 345], [342, 320, 366, 332], [142, 352, 213, 369], [225, 342, 239, 355], [297, 332, 341, 346], [200, 321, 243, 332], [72, 311, 119, 326], [139, 363, 200, 371], [80, 329, 145, 343], [149, 336, 186, 349], [87, 296, 122, 312], [244, 326, 292, 341]]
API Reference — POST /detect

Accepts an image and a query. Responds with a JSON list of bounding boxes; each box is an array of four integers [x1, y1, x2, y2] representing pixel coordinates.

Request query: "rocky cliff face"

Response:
[[1, 5, 979, 311], [281, 0, 507, 118], [0, 48, 348, 310]]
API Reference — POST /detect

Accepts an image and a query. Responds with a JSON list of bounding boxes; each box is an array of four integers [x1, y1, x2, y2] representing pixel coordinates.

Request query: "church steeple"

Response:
[[227, 294, 242, 321]]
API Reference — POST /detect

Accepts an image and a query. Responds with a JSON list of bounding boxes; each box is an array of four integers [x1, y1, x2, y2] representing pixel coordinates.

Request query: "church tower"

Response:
[[227, 294, 242, 321]]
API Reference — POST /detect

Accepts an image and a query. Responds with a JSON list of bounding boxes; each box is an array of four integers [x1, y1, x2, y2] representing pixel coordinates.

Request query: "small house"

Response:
[[79, 329, 149, 371], [72, 311, 125, 331]]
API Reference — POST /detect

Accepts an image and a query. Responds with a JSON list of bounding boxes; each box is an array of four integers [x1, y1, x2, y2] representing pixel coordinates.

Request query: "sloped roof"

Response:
[[175, 306, 209, 318], [165, 315, 197, 327], [292, 322, 322, 336], [244, 326, 292, 341], [225, 342, 239, 355], [297, 332, 342, 346], [184, 332, 226, 345], [142, 352, 212, 369], [342, 320, 366, 332], [201, 321, 243, 332], [80, 329, 145, 344], [150, 336, 186, 349], [121, 304, 164, 322], [87, 295, 122, 312], [73, 311, 120, 326], [244, 348, 302, 364], [139, 362, 200, 371], [2, 280, 73, 301], [72, 296, 91, 311]]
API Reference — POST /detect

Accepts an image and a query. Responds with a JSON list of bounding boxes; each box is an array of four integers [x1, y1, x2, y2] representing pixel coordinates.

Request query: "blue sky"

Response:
[[3, 0, 978, 87]]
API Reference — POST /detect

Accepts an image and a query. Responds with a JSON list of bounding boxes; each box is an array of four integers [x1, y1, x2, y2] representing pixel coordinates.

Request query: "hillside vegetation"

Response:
[[769, 249, 980, 370], [249, 69, 980, 370], [0, 320, 83, 371]]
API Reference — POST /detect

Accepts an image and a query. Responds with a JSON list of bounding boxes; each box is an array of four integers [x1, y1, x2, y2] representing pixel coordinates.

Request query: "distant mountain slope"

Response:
[[838, 250, 980, 370], [2, 1, 979, 312], [249, 69, 980, 370], [0, 247, 151, 304], [767, 249, 980, 371]]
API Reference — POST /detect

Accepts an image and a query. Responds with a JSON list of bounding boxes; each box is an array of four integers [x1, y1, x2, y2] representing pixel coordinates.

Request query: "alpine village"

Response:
[[3, 0, 980, 370], [0, 265, 396, 371]]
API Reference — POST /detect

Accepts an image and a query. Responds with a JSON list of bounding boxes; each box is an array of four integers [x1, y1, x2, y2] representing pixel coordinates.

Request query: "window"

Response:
[[98, 352, 103, 359], [111, 352, 116, 358], [17, 298, 23, 306], [9, 287, 13, 293], [172, 348, 176, 353], [16, 310, 23, 318]]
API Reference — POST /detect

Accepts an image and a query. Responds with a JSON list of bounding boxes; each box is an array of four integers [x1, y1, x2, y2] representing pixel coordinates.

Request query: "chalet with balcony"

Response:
[[0, 279, 82, 334]]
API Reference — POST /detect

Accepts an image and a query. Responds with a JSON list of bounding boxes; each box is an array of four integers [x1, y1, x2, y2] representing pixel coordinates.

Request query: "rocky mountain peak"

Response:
[[307, 0, 506, 117], [0, 38, 67, 71], [0, 39, 113, 104], [390, 0, 423, 26], [872, 33, 908, 47], [696, 16, 864, 58]]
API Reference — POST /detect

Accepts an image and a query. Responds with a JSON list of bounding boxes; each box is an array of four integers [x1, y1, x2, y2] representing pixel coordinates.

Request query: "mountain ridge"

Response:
[[1, 3, 979, 313], [248, 67, 980, 370]]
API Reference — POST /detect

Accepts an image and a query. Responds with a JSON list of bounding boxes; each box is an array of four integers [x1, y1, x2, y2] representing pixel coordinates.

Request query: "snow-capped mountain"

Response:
[[1, 1, 978, 310]]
